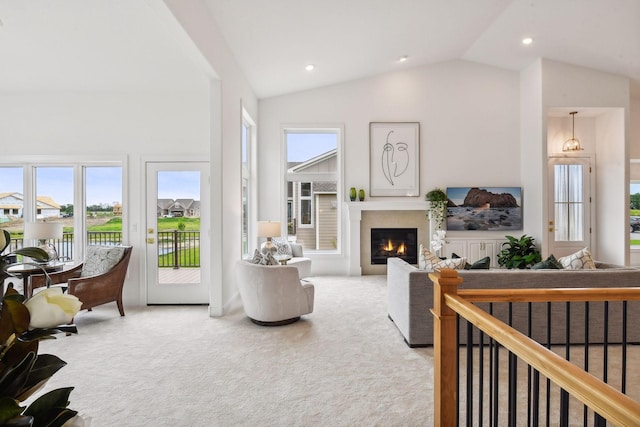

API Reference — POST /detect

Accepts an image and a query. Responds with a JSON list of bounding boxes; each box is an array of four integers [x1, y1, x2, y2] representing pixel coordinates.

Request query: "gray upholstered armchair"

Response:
[[235, 260, 314, 326]]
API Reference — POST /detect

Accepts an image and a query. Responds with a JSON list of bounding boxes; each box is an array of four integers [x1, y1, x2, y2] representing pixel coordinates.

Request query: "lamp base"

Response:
[[261, 238, 277, 256]]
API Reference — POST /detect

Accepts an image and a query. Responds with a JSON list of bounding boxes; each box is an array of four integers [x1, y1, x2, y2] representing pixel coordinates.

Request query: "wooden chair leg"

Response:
[[117, 298, 125, 316]]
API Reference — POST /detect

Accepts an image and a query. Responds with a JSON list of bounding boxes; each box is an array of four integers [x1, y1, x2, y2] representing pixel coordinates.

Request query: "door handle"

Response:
[[146, 238, 155, 244]]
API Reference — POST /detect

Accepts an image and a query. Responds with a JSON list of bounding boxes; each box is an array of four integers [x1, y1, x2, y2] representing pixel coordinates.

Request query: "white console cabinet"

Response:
[[443, 238, 507, 267]]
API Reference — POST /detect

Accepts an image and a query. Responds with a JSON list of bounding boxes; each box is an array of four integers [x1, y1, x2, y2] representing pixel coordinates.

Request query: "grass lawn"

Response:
[[87, 216, 200, 232]]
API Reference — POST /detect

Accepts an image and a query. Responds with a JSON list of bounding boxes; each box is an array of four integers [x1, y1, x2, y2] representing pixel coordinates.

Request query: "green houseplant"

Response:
[[426, 188, 447, 230], [497, 234, 542, 269]]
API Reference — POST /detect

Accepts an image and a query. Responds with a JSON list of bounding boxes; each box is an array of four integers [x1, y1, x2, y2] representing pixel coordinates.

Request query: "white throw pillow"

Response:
[[270, 237, 292, 256], [558, 248, 596, 270], [433, 257, 467, 271], [81, 245, 125, 277], [419, 245, 441, 271]]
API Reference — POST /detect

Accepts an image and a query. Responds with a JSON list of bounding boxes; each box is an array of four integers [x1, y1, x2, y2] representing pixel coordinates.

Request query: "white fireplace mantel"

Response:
[[345, 200, 429, 275]]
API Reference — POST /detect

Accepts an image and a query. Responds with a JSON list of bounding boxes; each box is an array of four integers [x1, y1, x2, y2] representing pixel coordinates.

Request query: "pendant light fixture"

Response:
[[562, 111, 583, 152]]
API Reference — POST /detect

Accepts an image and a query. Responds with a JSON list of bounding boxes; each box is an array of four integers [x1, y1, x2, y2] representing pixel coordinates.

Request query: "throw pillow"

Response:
[[420, 245, 441, 271], [558, 248, 596, 270], [263, 252, 279, 266], [434, 257, 467, 270], [250, 249, 263, 264], [271, 237, 292, 256], [531, 254, 564, 270], [81, 245, 125, 277], [467, 256, 491, 270]]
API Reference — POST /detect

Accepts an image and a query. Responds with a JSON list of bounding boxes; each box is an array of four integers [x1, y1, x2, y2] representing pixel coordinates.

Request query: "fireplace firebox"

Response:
[[370, 228, 418, 265]]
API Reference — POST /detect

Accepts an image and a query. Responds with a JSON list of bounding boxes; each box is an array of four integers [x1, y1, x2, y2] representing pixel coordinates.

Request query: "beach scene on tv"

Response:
[[446, 187, 522, 231]]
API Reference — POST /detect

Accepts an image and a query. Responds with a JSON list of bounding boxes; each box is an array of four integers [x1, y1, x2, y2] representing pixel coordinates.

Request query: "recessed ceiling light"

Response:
[[522, 37, 534, 45], [305, 64, 315, 71], [399, 55, 409, 62]]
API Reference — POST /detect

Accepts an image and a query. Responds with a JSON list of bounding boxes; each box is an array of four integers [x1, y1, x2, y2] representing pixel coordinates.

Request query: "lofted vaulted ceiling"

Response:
[[0, 0, 638, 98]]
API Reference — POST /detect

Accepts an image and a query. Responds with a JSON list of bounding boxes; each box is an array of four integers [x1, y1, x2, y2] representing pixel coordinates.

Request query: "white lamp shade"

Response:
[[24, 222, 63, 240], [257, 221, 281, 238]]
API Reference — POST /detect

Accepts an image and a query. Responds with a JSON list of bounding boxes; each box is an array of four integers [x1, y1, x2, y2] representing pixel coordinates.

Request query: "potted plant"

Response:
[[426, 188, 447, 230], [497, 234, 542, 269]]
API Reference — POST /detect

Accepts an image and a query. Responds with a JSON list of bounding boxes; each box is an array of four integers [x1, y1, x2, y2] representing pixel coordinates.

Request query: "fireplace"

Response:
[[370, 228, 418, 265]]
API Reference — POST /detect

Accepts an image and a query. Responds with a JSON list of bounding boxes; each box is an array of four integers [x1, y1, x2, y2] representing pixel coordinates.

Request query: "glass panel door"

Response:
[[548, 157, 591, 257], [146, 162, 209, 304]]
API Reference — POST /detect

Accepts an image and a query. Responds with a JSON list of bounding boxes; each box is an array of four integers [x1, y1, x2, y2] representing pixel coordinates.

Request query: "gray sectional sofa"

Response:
[[387, 257, 640, 347]]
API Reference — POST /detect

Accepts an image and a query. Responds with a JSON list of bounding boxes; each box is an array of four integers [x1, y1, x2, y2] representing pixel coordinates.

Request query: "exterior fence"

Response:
[[4, 230, 200, 268]]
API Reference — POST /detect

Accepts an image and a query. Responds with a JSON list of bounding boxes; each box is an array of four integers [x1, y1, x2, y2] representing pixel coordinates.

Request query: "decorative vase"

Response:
[[358, 189, 365, 201], [349, 187, 357, 201]]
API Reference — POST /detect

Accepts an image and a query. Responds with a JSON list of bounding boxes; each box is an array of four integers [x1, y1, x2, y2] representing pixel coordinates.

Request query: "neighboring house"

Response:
[[288, 150, 337, 250], [112, 203, 122, 216], [0, 192, 61, 220], [157, 199, 200, 218]]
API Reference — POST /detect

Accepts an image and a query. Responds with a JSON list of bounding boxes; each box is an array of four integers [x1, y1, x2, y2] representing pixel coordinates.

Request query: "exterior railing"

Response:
[[3, 230, 200, 268], [430, 269, 640, 426]]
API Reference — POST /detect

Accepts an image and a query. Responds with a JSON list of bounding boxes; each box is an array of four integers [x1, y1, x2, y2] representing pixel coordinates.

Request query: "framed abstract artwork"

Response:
[[369, 122, 420, 196], [446, 187, 523, 231]]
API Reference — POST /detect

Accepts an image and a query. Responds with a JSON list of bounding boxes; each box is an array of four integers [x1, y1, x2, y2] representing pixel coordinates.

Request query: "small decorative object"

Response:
[[497, 234, 542, 269], [430, 229, 447, 257], [358, 189, 365, 201], [349, 187, 357, 201], [369, 122, 420, 196], [426, 188, 447, 231]]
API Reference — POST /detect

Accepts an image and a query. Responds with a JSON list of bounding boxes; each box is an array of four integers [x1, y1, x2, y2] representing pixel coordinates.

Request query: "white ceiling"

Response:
[[0, 0, 638, 99]]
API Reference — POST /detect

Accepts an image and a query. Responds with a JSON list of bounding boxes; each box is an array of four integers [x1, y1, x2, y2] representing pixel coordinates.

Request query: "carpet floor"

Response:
[[35, 275, 435, 427]]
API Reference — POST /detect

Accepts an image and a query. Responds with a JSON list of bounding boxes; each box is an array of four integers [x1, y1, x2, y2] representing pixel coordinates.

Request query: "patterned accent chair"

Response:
[[28, 245, 133, 316]]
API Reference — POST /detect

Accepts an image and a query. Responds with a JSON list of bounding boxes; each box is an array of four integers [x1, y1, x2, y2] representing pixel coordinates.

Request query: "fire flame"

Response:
[[383, 239, 394, 251], [397, 242, 406, 255]]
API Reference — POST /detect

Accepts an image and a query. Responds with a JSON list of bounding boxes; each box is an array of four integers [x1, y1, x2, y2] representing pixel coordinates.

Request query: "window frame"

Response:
[[0, 155, 127, 262], [282, 125, 343, 253]]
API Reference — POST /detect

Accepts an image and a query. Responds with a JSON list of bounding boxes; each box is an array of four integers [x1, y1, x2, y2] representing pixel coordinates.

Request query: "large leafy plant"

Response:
[[497, 234, 542, 269], [426, 188, 447, 231], [0, 229, 84, 426]]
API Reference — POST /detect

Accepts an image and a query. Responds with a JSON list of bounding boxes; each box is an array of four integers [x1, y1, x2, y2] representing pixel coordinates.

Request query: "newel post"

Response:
[[430, 268, 463, 427]]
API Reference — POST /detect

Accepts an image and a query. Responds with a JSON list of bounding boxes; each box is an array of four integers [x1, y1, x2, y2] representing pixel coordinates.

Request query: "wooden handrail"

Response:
[[430, 269, 640, 427], [458, 286, 640, 303]]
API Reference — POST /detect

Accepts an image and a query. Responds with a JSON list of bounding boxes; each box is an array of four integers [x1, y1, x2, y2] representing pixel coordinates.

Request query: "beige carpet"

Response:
[[30, 275, 640, 426], [34, 275, 435, 427]]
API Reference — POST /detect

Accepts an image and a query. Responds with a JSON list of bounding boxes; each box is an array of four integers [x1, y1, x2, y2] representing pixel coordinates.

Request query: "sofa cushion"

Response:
[[81, 245, 125, 277], [272, 237, 293, 256], [419, 244, 441, 270], [558, 248, 596, 270], [532, 254, 563, 270], [433, 257, 466, 270], [466, 256, 491, 270]]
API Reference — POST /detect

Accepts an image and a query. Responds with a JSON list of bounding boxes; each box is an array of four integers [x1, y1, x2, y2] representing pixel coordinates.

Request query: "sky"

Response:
[[0, 166, 202, 206], [287, 132, 337, 161]]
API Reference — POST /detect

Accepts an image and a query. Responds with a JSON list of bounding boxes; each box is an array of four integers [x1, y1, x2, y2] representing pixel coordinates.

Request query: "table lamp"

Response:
[[23, 222, 63, 261], [257, 220, 281, 255]]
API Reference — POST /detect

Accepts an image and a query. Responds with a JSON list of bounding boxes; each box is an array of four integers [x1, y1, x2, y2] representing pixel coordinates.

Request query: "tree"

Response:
[[631, 193, 640, 210]]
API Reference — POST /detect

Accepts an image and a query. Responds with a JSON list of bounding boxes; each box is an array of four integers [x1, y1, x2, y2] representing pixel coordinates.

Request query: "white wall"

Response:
[[259, 60, 520, 274], [541, 59, 630, 265], [1, 0, 259, 315], [0, 90, 210, 307]]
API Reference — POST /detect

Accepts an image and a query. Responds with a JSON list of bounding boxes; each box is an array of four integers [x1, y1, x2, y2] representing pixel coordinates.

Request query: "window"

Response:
[[284, 128, 341, 251], [241, 110, 256, 257], [630, 159, 640, 248], [553, 163, 584, 241], [0, 160, 124, 261]]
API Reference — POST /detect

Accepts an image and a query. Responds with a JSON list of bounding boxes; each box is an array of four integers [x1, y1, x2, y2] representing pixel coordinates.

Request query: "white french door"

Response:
[[146, 162, 209, 304], [547, 157, 592, 257]]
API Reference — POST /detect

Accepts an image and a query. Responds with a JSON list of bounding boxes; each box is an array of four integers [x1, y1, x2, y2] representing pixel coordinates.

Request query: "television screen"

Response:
[[446, 187, 522, 231]]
